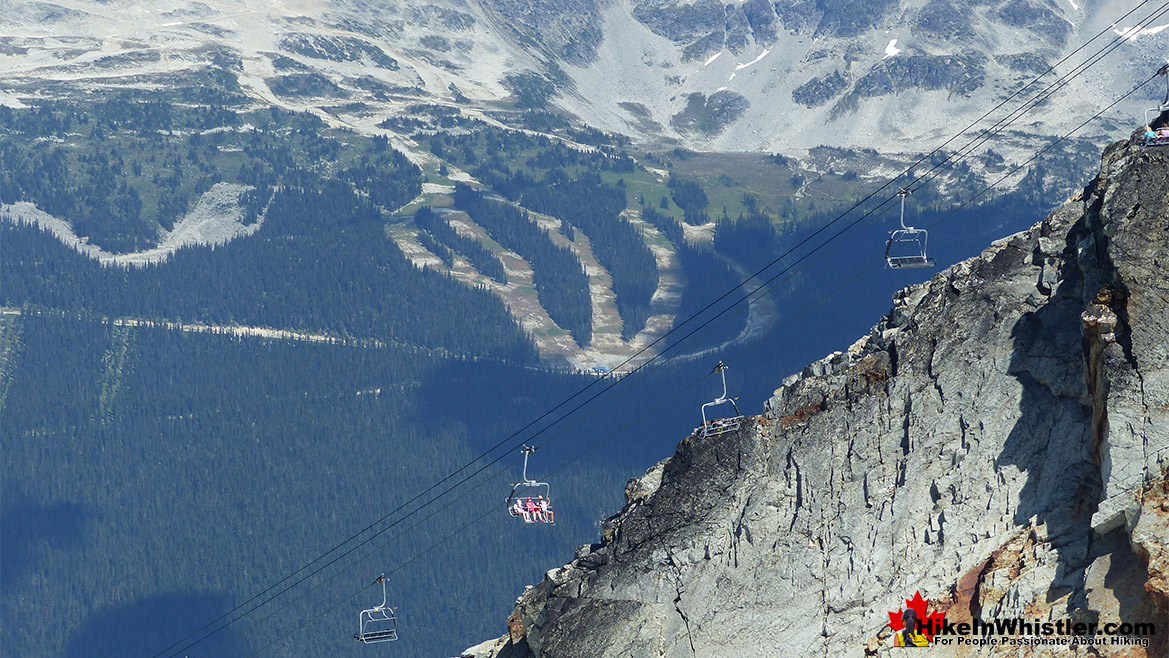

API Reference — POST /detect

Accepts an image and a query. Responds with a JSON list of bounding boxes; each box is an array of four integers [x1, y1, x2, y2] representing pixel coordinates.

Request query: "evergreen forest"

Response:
[[452, 185, 593, 346], [0, 91, 1080, 658]]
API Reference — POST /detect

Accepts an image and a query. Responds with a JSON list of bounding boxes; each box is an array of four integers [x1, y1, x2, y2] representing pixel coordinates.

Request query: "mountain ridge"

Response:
[[462, 129, 1169, 657], [3, 0, 1166, 157]]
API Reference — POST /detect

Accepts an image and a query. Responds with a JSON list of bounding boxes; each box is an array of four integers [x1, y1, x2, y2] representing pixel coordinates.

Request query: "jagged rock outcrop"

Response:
[[464, 132, 1169, 658]]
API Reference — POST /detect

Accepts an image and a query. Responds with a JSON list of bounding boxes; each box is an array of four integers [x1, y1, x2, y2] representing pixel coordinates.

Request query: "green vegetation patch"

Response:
[[0, 98, 544, 363], [266, 73, 348, 99], [503, 72, 560, 110], [669, 90, 749, 137], [0, 99, 421, 253], [850, 53, 987, 99]]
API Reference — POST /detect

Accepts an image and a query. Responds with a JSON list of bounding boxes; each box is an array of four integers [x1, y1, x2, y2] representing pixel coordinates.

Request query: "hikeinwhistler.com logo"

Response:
[[885, 591, 1157, 649]]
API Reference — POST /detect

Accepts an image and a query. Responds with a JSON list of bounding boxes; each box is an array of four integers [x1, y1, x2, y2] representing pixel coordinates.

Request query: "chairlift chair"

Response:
[[354, 575, 398, 644], [885, 188, 935, 270], [698, 362, 744, 438], [506, 446, 554, 524], [1143, 64, 1169, 147]]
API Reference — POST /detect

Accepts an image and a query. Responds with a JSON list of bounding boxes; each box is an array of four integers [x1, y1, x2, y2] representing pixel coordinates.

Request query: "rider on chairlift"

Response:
[[507, 447, 554, 524]]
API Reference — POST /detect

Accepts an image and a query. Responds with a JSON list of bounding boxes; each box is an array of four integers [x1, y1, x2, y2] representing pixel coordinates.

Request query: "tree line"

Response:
[[509, 173, 658, 340], [414, 206, 508, 284], [453, 185, 593, 347]]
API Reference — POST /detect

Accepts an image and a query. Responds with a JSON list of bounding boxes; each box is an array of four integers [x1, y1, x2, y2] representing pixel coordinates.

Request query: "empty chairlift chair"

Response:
[[1144, 64, 1169, 147], [698, 362, 744, 438], [506, 446, 554, 524], [885, 188, 935, 270], [354, 575, 398, 644]]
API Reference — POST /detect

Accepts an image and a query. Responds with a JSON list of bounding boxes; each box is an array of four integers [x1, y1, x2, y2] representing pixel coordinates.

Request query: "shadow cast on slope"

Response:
[[1, 488, 90, 589], [64, 592, 250, 658], [998, 189, 1106, 607]]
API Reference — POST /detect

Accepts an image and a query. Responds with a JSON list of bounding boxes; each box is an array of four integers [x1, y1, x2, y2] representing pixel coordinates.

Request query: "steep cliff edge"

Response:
[[465, 134, 1169, 658]]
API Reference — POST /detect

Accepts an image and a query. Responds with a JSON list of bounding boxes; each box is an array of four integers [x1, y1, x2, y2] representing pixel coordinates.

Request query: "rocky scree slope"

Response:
[[3, 1, 1163, 157], [464, 134, 1169, 657]]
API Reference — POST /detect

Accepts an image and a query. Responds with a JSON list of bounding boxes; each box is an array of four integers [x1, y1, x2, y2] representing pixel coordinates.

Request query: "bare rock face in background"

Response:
[[3, 1, 1167, 157], [464, 135, 1169, 657]]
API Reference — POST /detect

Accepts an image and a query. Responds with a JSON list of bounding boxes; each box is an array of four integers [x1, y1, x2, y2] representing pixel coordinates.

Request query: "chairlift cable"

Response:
[[726, 75, 1162, 370], [235, 242, 890, 657], [151, 5, 1165, 654], [232, 70, 1162, 639], [225, 66, 1152, 647], [241, 503, 504, 658], [900, 0, 1169, 200], [209, 217, 903, 656], [919, 72, 1161, 237]]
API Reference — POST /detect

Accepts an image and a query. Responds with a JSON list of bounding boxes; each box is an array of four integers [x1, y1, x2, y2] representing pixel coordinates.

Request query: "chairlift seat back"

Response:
[[355, 607, 398, 643], [1145, 133, 1169, 147], [698, 415, 743, 437], [886, 228, 935, 270], [506, 481, 553, 523]]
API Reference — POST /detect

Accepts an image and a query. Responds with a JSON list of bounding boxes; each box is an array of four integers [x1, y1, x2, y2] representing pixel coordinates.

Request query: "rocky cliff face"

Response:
[[463, 134, 1169, 657]]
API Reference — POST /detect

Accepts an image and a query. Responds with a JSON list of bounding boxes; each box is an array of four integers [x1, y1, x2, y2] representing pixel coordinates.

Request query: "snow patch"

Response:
[[0, 93, 28, 109], [735, 48, 770, 71], [704, 52, 722, 66], [884, 39, 901, 59], [1066, 0, 1080, 10], [422, 182, 454, 194], [1114, 24, 1169, 40], [0, 182, 258, 267]]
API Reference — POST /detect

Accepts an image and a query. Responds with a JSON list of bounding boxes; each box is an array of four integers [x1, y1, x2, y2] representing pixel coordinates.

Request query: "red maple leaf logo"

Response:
[[888, 591, 947, 642]]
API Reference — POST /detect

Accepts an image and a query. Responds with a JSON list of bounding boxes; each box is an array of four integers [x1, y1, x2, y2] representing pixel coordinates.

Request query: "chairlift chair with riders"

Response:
[[1143, 64, 1169, 147], [885, 187, 936, 270], [506, 446, 554, 524], [697, 362, 744, 438], [354, 574, 398, 644]]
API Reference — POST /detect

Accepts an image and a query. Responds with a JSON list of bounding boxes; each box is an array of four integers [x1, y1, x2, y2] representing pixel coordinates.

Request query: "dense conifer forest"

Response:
[[639, 205, 686, 246], [452, 185, 593, 346], [0, 310, 714, 658], [414, 206, 509, 284], [0, 87, 1073, 658], [427, 127, 657, 339], [516, 174, 658, 339], [0, 100, 537, 363]]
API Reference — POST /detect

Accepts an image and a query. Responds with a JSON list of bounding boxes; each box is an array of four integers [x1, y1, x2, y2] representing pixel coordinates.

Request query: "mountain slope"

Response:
[[2, 0, 1167, 156], [464, 131, 1169, 656]]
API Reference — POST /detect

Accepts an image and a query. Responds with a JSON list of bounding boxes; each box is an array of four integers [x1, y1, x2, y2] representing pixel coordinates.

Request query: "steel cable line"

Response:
[[241, 146, 992, 650], [237, 254, 887, 658], [229, 69, 1160, 643], [219, 70, 1156, 654], [230, 372, 702, 658], [727, 74, 1163, 373], [211, 194, 911, 656], [198, 448, 527, 656], [917, 73, 1160, 239], [901, 0, 1159, 159], [899, 0, 1169, 196], [152, 6, 1164, 654]]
